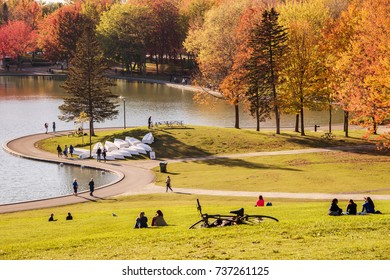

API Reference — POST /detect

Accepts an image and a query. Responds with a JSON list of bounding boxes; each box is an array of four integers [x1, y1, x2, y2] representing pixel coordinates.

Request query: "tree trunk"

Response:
[[344, 110, 349, 137], [373, 117, 377, 135], [256, 108, 260, 132], [234, 102, 240, 129], [295, 114, 299, 132], [328, 103, 332, 133], [300, 97, 305, 136]]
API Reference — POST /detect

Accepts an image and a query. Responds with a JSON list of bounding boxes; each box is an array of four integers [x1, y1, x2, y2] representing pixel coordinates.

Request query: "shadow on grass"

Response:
[[193, 157, 301, 171]]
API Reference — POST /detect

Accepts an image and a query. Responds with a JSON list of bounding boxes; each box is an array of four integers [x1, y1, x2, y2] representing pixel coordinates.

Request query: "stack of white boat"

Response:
[[73, 132, 154, 160]]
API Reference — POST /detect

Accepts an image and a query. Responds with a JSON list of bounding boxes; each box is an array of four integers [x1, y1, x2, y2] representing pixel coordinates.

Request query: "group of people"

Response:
[[72, 178, 95, 196], [44, 122, 56, 134], [329, 197, 382, 216], [49, 212, 73, 221], [134, 210, 168, 228], [96, 146, 107, 162], [57, 144, 74, 158]]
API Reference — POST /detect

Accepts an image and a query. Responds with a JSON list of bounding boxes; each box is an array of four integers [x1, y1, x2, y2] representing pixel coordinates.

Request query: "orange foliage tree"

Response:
[[334, 0, 390, 147], [0, 20, 37, 68]]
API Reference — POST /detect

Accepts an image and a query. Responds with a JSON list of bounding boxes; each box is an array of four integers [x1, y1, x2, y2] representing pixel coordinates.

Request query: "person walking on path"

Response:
[[72, 178, 78, 196], [102, 148, 107, 162], [89, 178, 95, 196], [148, 116, 152, 129], [56, 144, 62, 157], [97, 147, 102, 162], [63, 145, 68, 157], [44, 123, 48, 134], [52, 122, 56, 133], [69, 144, 74, 157], [165, 176, 173, 192]]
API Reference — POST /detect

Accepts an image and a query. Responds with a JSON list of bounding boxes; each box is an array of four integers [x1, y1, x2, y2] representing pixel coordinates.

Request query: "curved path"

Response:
[[1, 131, 390, 213]]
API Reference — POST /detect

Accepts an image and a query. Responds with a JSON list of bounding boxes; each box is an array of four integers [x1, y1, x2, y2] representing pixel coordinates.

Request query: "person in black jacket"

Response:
[[328, 198, 343, 216], [346, 199, 357, 215]]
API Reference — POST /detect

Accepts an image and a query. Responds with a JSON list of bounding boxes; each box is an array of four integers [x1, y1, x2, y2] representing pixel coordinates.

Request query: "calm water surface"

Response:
[[0, 76, 343, 204]]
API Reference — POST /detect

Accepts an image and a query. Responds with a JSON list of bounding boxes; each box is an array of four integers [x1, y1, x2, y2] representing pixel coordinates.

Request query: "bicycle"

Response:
[[321, 132, 336, 140], [189, 199, 279, 229]]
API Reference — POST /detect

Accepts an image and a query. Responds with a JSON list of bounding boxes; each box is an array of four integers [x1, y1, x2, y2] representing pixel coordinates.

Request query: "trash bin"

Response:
[[159, 161, 167, 173]]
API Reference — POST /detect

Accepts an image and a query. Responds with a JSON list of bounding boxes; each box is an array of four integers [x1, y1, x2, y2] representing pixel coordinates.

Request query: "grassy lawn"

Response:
[[4, 126, 388, 260], [154, 151, 390, 194], [1, 195, 389, 260], [38, 125, 371, 159]]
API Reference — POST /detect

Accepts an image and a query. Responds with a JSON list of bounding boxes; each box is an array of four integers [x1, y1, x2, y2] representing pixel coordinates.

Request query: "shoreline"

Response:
[[2, 129, 390, 214]]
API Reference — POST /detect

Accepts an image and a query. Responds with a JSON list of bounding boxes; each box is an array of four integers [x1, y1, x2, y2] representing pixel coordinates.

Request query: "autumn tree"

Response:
[[97, 3, 153, 75], [246, 7, 288, 133], [0, 20, 37, 68], [279, 0, 331, 136], [334, 0, 390, 147], [59, 23, 119, 139], [184, 0, 250, 128], [146, 0, 186, 73], [38, 3, 85, 63]]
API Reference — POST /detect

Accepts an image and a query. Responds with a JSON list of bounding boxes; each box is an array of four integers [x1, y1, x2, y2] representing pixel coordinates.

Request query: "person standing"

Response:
[[44, 123, 48, 133], [102, 148, 107, 162], [72, 178, 78, 196], [56, 145, 62, 157], [148, 116, 152, 129], [69, 144, 74, 157], [165, 176, 173, 192], [97, 146, 102, 162], [63, 145, 68, 157], [52, 122, 56, 133], [89, 178, 95, 196]]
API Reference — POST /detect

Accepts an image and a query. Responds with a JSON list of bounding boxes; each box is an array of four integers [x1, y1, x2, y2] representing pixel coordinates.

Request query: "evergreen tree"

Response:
[[59, 22, 119, 137], [246, 8, 288, 134]]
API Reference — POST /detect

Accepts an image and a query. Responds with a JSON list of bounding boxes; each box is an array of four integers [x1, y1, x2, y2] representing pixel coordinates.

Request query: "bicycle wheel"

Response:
[[243, 215, 279, 224], [189, 219, 208, 229]]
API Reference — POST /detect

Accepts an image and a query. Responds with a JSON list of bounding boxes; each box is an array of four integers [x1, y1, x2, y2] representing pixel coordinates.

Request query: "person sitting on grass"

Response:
[[151, 210, 168, 226], [66, 212, 73, 220], [255, 195, 265, 207], [134, 212, 148, 228], [346, 199, 357, 215], [361, 197, 381, 214], [328, 198, 343, 216], [48, 213, 57, 222]]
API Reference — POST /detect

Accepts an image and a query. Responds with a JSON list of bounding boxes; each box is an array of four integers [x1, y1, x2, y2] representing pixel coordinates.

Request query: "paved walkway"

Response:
[[1, 130, 390, 213]]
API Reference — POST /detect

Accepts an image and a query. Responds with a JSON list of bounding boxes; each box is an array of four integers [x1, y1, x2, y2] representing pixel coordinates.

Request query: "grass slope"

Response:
[[3, 126, 388, 260], [1, 195, 389, 260]]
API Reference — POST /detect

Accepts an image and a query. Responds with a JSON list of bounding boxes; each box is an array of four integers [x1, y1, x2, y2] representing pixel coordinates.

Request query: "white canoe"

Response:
[[121, 147, 140, 155], [104, 141, 118, 152], [125, 137, 141, 145], [114, 138, 129, 149], [73, 148, 90, 156], [92, 142, 103, 153], [137, 143, 152, 152], [142, 132, 154, 144]]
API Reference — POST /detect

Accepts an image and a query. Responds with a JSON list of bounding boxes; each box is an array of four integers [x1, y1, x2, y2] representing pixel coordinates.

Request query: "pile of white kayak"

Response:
[[73, 132, 154, 160]]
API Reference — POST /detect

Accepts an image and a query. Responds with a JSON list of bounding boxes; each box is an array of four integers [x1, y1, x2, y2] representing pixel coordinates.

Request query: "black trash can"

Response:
[[159, 161, 168, 173]]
